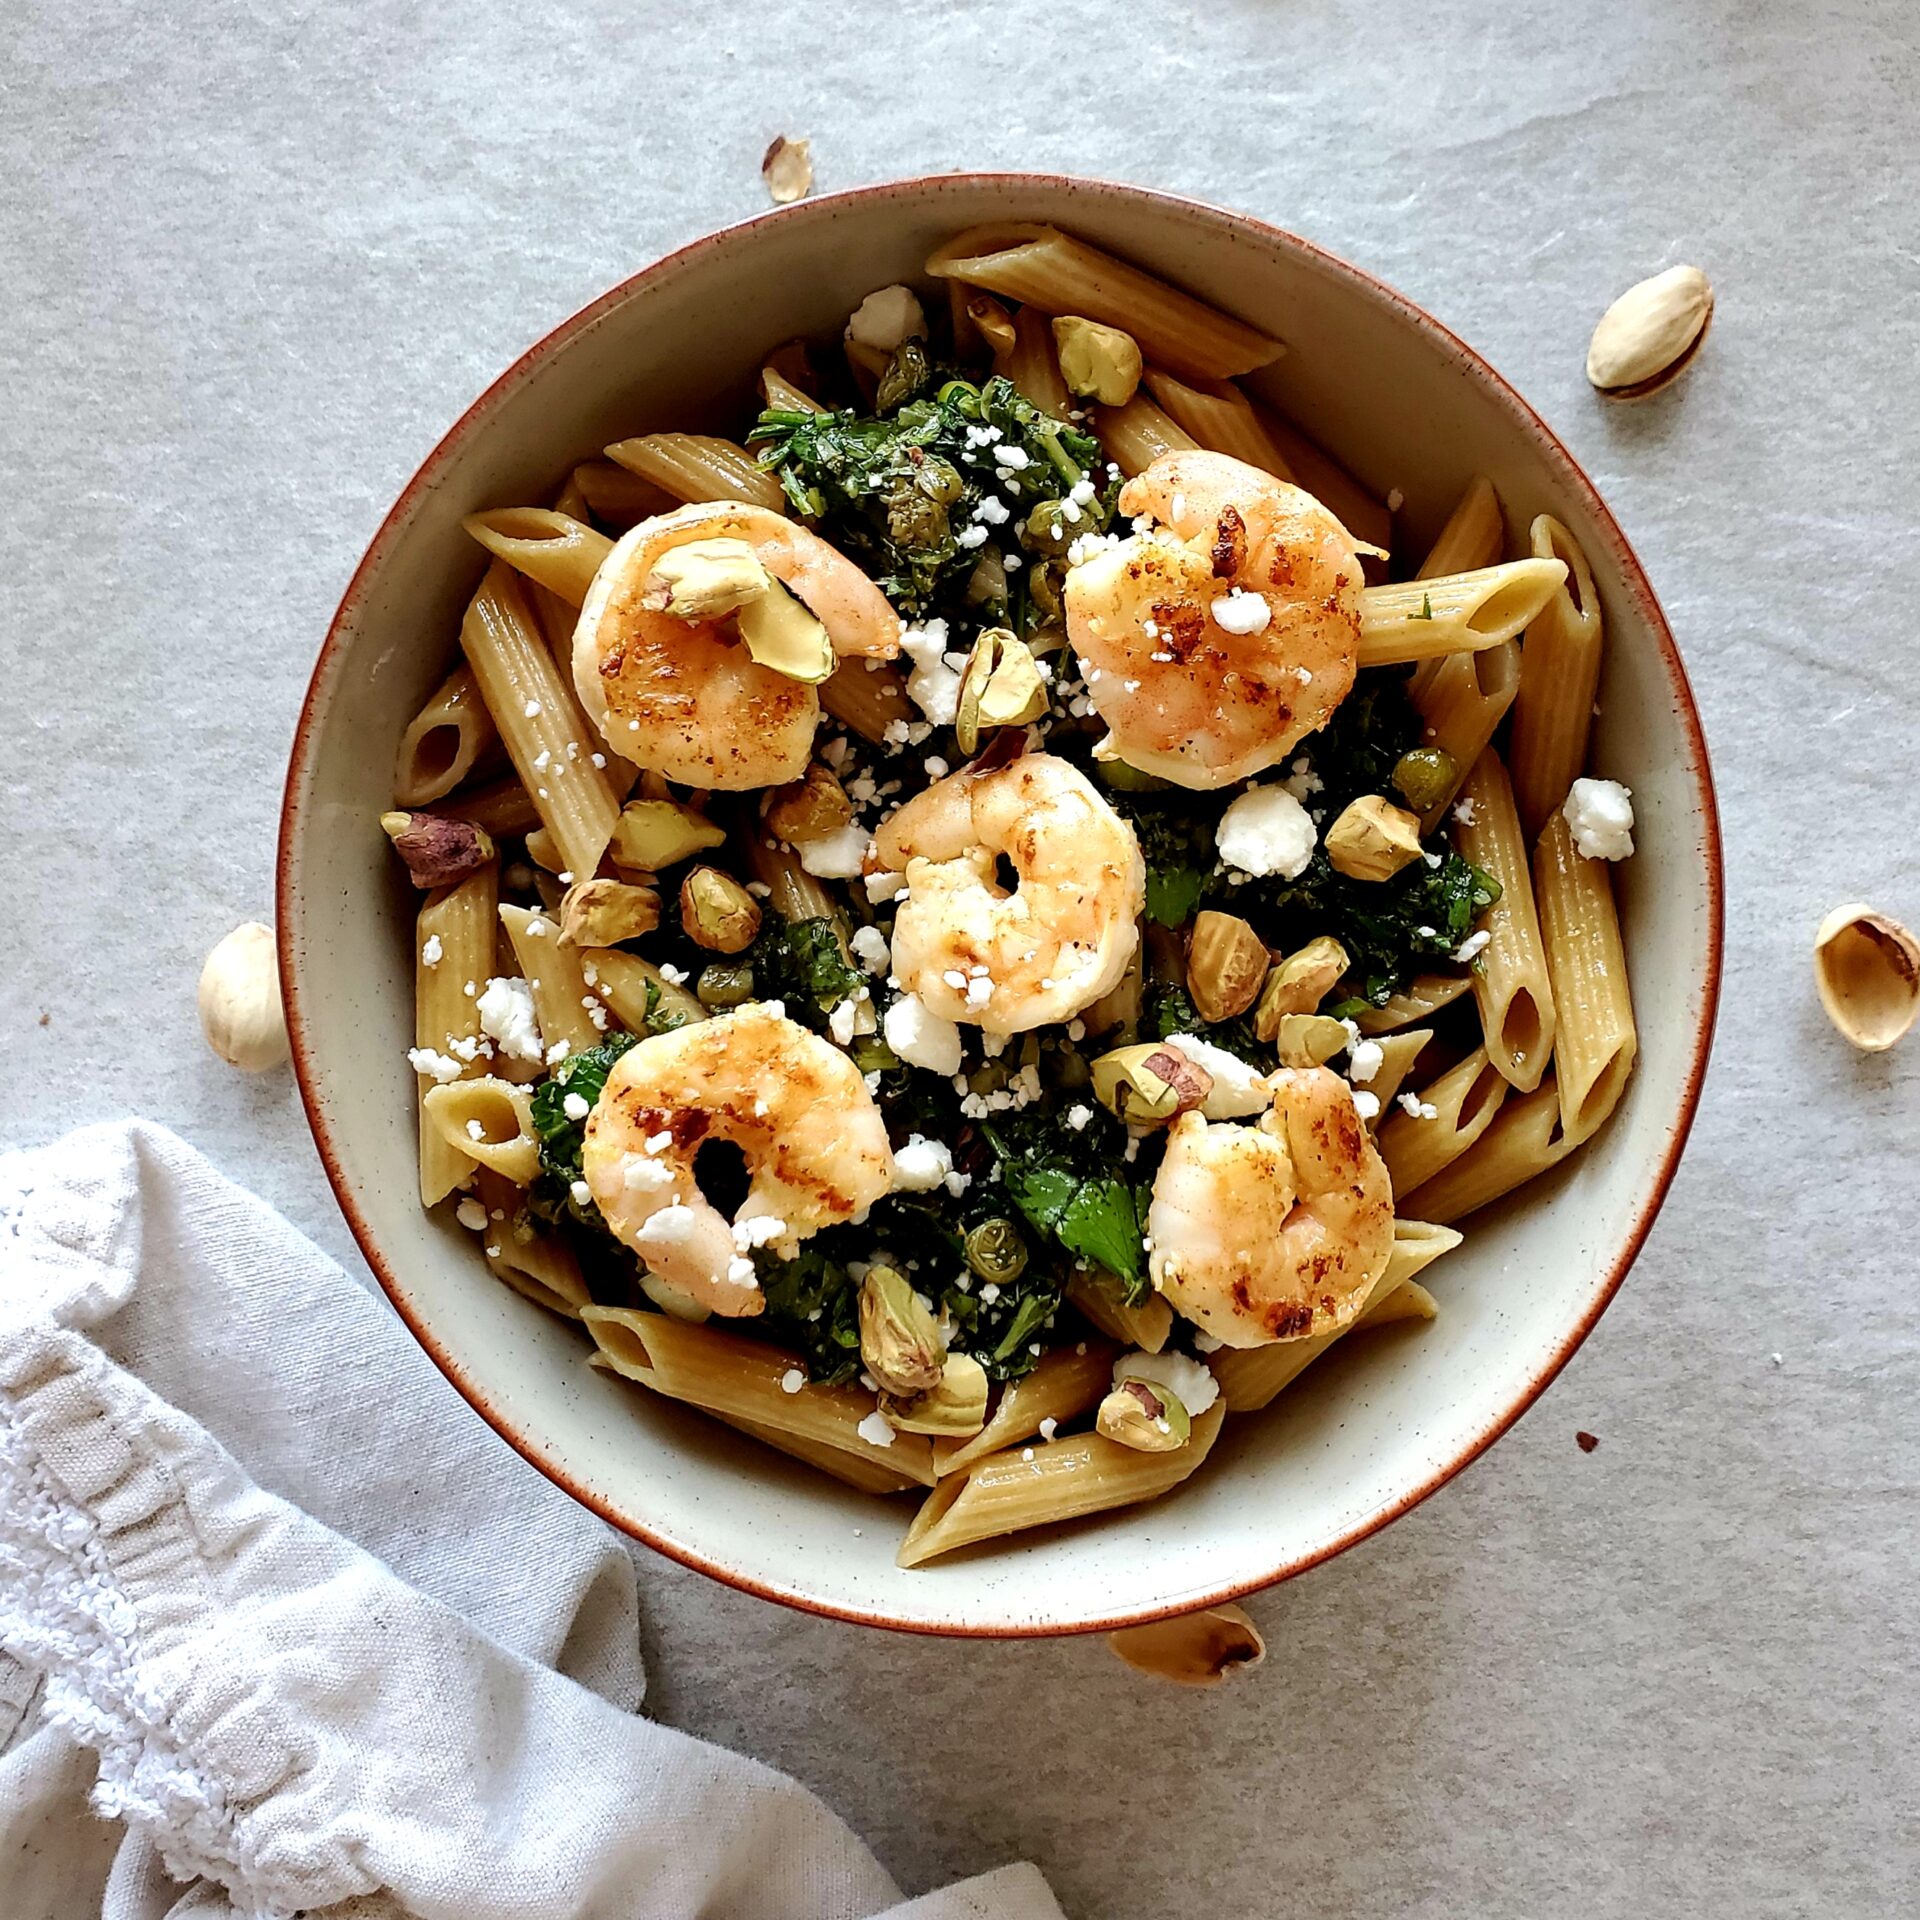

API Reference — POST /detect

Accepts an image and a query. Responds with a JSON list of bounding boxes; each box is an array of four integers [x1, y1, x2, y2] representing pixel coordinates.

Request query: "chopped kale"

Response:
[[758, 1246, 863, 1384], [1144, 983, 1271, 1068], [640, 975, 700, 1034], [745, 918, 865, 1032], [980, 1108, 1152, 1302], [528, 1033, 640, 1188], [1121, 801, 1216, 928]]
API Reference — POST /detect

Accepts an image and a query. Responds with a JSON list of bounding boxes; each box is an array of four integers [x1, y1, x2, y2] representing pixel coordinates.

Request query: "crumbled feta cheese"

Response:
[[1160, 1031, 1273, 1118], [855, 1409, 896, 1448], [963, 974, 994, 1010], [561, 1091, 591, 1122], [1352, 1089, 1382, 1122], [1209, 588, 1272, 635], [828, 998, 857, 1046], [892, 1134, 954, 1192], [882, 993, 964, 1074], [780, 1367, 806, 1395], [850, 924, 890, 974], [475, 976, 544, 1063], [955, 523, 988, 549], [973, 494, 1010, 526], [1563, 777, 1635, 860], [621, 1154, 675, 1194], [725, 1255, 757, 1287], [465, 1119, 485, 1142], [1397, 1092, 1440, 1120], [844, 283, 926, 351], [979, 1281, 1002, 1305], [569, 1179, 593, 1207], [1215, 785, 1317, 880], [900, 617, 967, 725], [1347, 1038, 1385, 1084], [1281, 755, 1325, 802], [1452, 795, 1478, 826], [455, 1197, 488, 1231], [634, 1204, 697, 1251], [419, 934, 443, 967], [1114, 1349, 1220, 1416], [522, 699, 542, 719], [407, 1046, 464, 1085], [545, 1039, 571, 1066], [992, 444, 1031, 471], [864, 868, 907, 903], [657, 962, 689, 986], [1454, 929, 1492, 964], [1038, 1416, 1059, 1441], [1065, 1102, 1094, 1131]]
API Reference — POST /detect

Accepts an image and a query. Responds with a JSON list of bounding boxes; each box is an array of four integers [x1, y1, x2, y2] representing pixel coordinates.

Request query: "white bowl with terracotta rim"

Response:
[[278, 174, 1723, 1637]]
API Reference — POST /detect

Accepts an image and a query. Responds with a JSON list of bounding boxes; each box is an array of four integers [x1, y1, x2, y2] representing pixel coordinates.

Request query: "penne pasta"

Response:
[[759, 364, 827, 414], [966, 291, 1017, 363], [580, 1307, 938, 1487], [1066, 1271, 1173, 1353], [897, 1402, 1226, 1567], [459, 562, 622, 881], [933, 1341, 1117, 1478], [842, 337, 888, 404], [462, 508, 612, 608], [423, 1074, 542, 1184], [442, 774, 541, 839], [1452, 751, 1559, 1092], [604, 433, 786, 514], [1405, 1079, 1576, 1224], [572, 460, 677, 532], [1002, 302, 1072, 418], [579, 947, 705, 1036], [1141, 367, 1295, 479], [1533, 811, 1638, 1147], [1410, 640, 1522, 827], [1416, 475, 1505, 580], [1251, 404, 1394, 553], [393, 665, 499, 808], [1209, 1220, 1461, 1412], [1362, 1026, 1433, 1119], [925, 223, 1284, 380], [1091, 392, 1199, 476], [498, 902, 601, 1060], [412, 867, 498, 1206], [721, 1411, 925, 1495], [820, 658, 914, 744], [473, 1170, 590, 1319], [1352, 972, 1472, 1035], [1357, 558, 1567, 668], [1375, 1045, 1509, 1197], [1507, 515, 1605, 836], [741, 833, 876, 1034]]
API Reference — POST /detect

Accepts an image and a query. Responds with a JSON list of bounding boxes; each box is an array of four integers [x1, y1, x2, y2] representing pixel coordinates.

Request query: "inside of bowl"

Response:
[[284, 177, 1717, 1634]]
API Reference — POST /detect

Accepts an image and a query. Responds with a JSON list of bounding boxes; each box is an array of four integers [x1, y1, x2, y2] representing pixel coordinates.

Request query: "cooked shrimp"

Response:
[[1149, 1066, 1393, 1348], [1063, 450, 1362, 790], [573, 501, 903, 789], [581, 1003, 896, 1316], [874, 751, 1144, 1034]]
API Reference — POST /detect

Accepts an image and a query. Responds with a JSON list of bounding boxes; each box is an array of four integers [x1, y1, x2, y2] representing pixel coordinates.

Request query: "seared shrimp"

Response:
[[1064, 450, 1362, 790], [875, 752, 1144, 1034], [574, 501, 903, 789], [1149, 1066, 1393, 1348], [581, 1003, 897, 1316]]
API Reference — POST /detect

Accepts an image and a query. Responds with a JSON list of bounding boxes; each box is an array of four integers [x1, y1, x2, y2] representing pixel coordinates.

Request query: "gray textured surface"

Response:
[[3, 2, 1917, 1914]]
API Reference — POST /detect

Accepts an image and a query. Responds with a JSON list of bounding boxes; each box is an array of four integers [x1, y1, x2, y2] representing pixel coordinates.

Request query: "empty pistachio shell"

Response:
[[198, 922, 289, 1072], [1813, 902, 1919, 1052], [1587, 265, 1714, 399], [1108, 1604, 1266, 1687], [761, 134, 813, 206]]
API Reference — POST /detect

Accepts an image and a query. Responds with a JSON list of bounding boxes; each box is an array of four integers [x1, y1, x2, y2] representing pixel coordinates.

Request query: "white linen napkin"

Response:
[[0, 1120, 1063, 1920]]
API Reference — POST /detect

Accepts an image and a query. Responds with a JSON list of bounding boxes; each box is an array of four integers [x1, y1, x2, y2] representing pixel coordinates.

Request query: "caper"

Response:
[[1023, 500, 1073, 556], [1026, 562, 1065, 620], [964, 1218, 1029, 1285], [851, 1035, 899, 1075], [883, 476, 948, 549], [874, 338, 930, 413], [695, 962, 755, 1009], [935, 378, 981, 411], [913, 454, 965, 505], [1392, 746, 1458, 814]]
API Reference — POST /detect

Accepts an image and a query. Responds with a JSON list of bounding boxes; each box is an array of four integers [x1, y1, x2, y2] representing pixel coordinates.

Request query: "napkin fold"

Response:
[[0, 1121, 1062, 1920]]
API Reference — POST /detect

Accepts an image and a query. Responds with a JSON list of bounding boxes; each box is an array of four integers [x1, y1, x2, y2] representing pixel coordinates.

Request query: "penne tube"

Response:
[[1533, 812, 1638, 1147], [933, 1341, 1118, 1478], [572, 460, 677, 532], [742, 832, 877, 1034], [472, 1170, 590, 1319], [1362, 1026, 1433, 1120], [820, 658, 914, 743], [604, 433, 786, 514], [413, 866, 498, 1206], [759, 364, 826, 414], [967, 292, 1017, 363], [459, 562, 622, 881], [1416, 475, 1505, 580], [1452, 751, 1558, 1092], [1507, 515, 1605, 836], [1250, 404, 1394, 553], [1410, 640, 1522, 827], [1209, 1220, 1461, 1412], [1003, 303, 1071, 418], [1357, 558, 1567, 668], [462, 508, 612, 608], [394, 665, 499, 807], [842, 338, 886, 406], [498, 902, 601, 1060], [423, 1075, 542, 1184], [579, 1307, 938, 1487], [897, 1402, 1226, 1567], [1141, 367, 1295, 479], [1066, 1271, 1172, 1353], [721, 1412, 924, 1495], [1352, 972, 1472, 1035], [1375, 1045, 1509, 1197], [442, 774, 541, 839], [948, 278, 984, 357], [579, 947, 706, 1036], [925, 224, 1284, 381], [1404, 1079, 1575, 1224], [1091, 392, 1199, 476]]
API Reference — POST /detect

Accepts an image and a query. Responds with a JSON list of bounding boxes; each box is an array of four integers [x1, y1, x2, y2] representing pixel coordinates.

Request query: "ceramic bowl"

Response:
[[279, 174, 1721, 1636]]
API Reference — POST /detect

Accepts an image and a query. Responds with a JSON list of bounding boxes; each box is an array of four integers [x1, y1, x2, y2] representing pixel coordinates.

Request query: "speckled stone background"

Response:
[[4, 2, 1916, 1913]]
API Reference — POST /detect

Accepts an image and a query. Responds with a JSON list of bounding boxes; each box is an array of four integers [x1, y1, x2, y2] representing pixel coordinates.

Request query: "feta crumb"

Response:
[[1454, 929, 1492, 964], [844, 283, 926, 351], [407, 1046, 464, 1085], [1215, 785, 1317, 880], [569, 1178, 593, 1206], [621, 1154, 674, 1194], [864, 868, 907, 903], [963, 974, 994, 1010], [1352, 1089, 1382, 1121], [856, 1409, 896, 1448], [1020, 1447, 1035, 1463], [634, 1203, 697, 1251], [1209, 588, 1272, 635], [893, 1134, 954, 1192], [899, 617, 967, 726], [644, 1129, 674, 1154], [522, 699, 542, 719], [1562, 777, 1635, 860], [850, 924, 890, 974], [1397, 1092, 1440, 1120], [979, 1281, 1002, 1305], [1114, 1349, 1221, 1416], [419, 934, 443, 967], [993, 444, 1031, 471], [465, 1119, 485, 1142], [1038, 1416, 1059, 1441], [725, 1255, 757, 1287], [780, 1367, 806, 1395], [1452, 795, 1478, 826], [882, 993, 964, 1075], [1347, 1037, 1385, 1083], [828, 998, 857, 1046], [1065, 1102, 1094, 1131], [545, 1039, 571, 1066], [972, 494, 1009, 526], [955, 523, 988, 550], [555, 1092, 589, 1125], [455, 1197, 487, 1231], [657, 962, 689, 986]]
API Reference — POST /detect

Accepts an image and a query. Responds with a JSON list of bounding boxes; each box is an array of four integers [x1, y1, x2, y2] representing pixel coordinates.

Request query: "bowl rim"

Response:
[[277, 170, 1724, 1639]]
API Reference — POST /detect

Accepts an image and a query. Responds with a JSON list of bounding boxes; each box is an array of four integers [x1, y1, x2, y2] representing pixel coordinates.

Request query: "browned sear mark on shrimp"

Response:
[[1211, 505, 1247, 579]]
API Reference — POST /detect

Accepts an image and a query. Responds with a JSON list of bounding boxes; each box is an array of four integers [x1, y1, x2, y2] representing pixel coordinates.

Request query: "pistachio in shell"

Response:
[[380, 810, 495, 889], [882, 1352, 989, 1436], [1186, 910, 1269, 1023], [1090, 1042, 1214, 1125], [859, 1263, 946, 1398], [1586, 265, 1714, 400], [1252, 935, 1350, 1039], [1274, 1012, 1353, 1068], [1107, 1604, 1267, 1687], [954, 626, 1049, 756], [679, 866, 762, 955], [1813, 902, 1919, 1052], [1095, 1377, 1191, 1452], [559, 877, 661, 948]]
